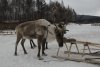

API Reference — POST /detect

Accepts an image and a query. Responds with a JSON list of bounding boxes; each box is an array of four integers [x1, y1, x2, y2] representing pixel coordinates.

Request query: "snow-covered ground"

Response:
[[0, 23, 100, 67]]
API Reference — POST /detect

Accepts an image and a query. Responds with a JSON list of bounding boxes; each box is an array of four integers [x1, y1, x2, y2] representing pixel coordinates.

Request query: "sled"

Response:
[[52, 49, 100, 65]]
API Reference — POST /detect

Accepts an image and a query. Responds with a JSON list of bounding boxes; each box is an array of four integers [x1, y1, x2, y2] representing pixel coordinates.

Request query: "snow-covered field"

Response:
[[0, 23, 100, 67]]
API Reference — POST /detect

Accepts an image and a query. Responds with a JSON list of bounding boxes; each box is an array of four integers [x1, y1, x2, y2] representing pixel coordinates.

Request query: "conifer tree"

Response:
[[0, 0, 9, 21]]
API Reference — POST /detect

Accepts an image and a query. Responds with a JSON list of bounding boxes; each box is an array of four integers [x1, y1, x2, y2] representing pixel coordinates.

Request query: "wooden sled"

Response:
[[54, 47, 100, 65], [63, 37, 100, 57], [54, 38, 100, 65]]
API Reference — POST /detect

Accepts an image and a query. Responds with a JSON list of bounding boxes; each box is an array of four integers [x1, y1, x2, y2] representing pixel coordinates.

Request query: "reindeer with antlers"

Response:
[[14, 19, 64, 60]]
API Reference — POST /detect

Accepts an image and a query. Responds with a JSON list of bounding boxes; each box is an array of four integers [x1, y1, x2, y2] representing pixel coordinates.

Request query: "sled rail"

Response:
[[76, 41, 100, 48]]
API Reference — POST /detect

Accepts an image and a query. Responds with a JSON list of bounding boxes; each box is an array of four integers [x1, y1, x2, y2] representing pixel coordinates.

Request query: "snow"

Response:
[[0, 23, 100, 67], [65, 23, 100, 43]]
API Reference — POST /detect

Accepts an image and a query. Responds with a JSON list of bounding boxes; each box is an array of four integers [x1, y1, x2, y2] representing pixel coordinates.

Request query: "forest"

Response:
[[0, 0, 76, 24]]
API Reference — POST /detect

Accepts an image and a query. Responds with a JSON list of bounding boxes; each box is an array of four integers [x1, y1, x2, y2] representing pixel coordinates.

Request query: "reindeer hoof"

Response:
[[31, 47, 34, 49], [34, 45, 37, 47], [38, 57, 44, 60], [24, 52, 28, 54], [46, 47, 48, 49], [37, 55, 44, 60], [31, 46, 37, 49], [14, 53, 17, 56]]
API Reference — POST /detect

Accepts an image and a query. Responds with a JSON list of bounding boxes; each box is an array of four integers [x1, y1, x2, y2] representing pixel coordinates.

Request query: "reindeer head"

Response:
[[54, 23, 65, 47]]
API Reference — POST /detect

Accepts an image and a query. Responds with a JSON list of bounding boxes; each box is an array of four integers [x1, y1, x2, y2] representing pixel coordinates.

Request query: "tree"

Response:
[[0, 0, 76, 24], [45, 1, 76, 24], [0, 0, 9, 21], [36, 0, 47, 19], [24, 0, 35, 20], [10, 0, 25, 21]]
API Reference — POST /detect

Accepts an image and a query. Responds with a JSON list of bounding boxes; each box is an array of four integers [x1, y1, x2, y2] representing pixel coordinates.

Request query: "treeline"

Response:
[[0, 0, 76, 24], [75, 15, 100, 24]]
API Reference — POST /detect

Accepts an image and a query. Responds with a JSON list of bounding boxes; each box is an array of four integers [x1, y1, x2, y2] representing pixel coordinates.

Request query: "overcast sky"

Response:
[[46, 0, 100, 16]]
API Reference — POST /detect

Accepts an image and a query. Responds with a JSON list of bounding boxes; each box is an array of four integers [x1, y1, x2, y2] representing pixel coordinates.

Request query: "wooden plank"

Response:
[[51, 56, 83, 62], [76, 41, 100, 45], [52, 55, 100, 65], [85, 58, 100, 65], [76, 41, 100, 48], [64, 51, 100, 56]]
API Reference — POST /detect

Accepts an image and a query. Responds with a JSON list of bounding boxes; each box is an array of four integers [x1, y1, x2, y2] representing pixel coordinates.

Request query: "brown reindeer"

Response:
[[14, 19, 64, 60]]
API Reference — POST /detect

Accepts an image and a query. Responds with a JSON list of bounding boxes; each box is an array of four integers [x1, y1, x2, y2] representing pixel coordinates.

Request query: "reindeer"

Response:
[[14, 19, 64, 60]]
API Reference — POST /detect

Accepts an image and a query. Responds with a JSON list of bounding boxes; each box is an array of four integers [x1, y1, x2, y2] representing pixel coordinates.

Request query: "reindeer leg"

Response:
[[30, 40, 34, 49], [21, 39, 27, 54], [42, 38, 47, 56], [37, 36, 43, 60], [31, 39, 37, 47], [14, 35, 21, 56], [45, 42, 48, 49]]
